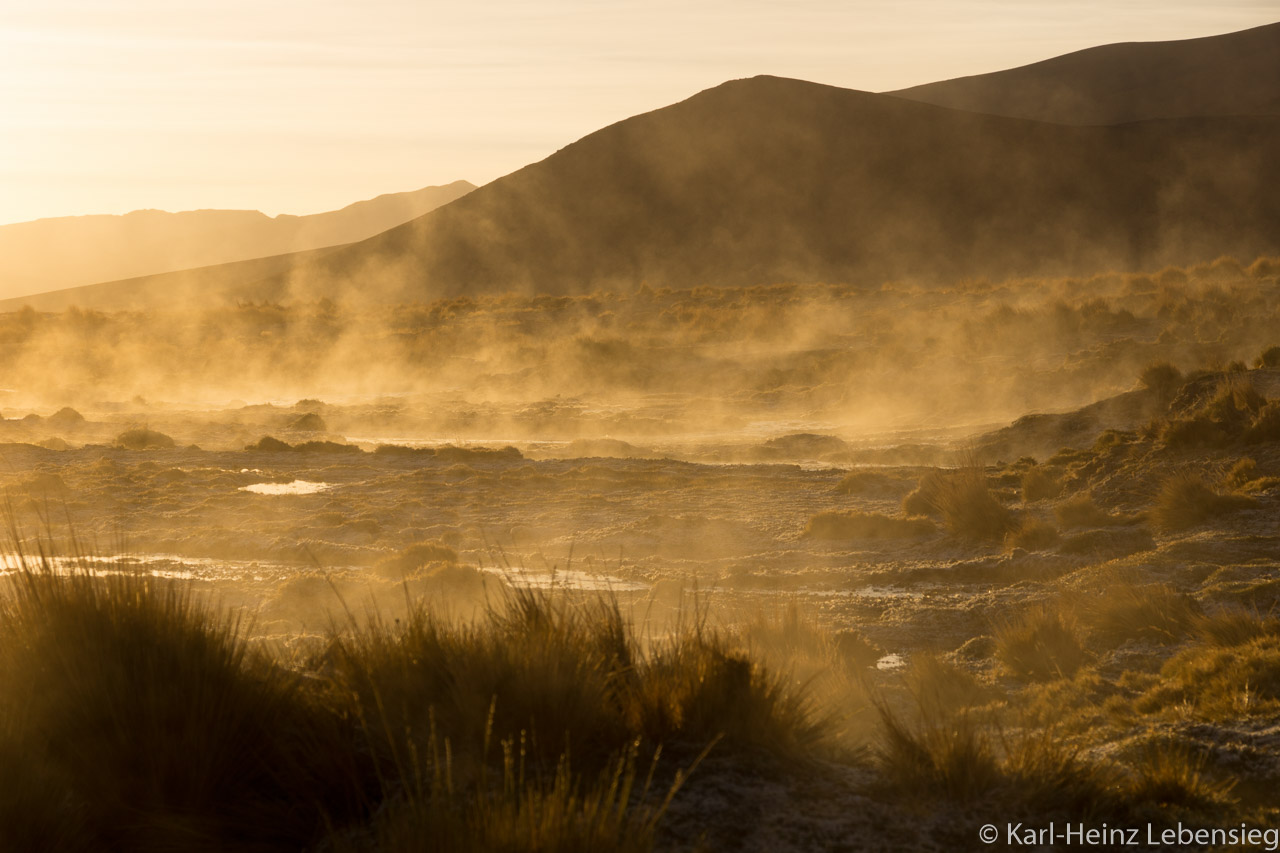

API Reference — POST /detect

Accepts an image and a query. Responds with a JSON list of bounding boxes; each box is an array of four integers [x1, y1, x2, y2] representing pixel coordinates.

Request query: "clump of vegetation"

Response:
[[288, 412, 327, 432], [804, 510, 934, 540], [244, 436, 361, 454], [0, 561, 828, 850], [1194, 607, 1280, 647], [1054, 493, 1118, 529], [0, 567, 365, 850], [246, 435, 293, 451], [1150, 472, 1256, 532], [1139, 635, 1280, 721], [902, 466, 1014, 542], [1020, 466, 1061, 502], [114, 427, 175, 450], [1255, 345, 1280, 368], [1074, 580, 1199, 647], [833, 470, 895, 496], [1157, 378, 1278, 449], [1139, 361, 1184, 401], [1004, 517, 1060, 551], [994, 606, 1088, 681], [46, 406, 86, 426], [372, 540, 460, 578]]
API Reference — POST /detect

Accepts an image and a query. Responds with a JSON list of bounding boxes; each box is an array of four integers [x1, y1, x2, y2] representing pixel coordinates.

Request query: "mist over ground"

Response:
[[3, 20, 1280, 853]]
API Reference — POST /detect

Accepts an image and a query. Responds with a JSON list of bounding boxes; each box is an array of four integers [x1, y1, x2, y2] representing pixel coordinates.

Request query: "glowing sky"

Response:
[[1, 0, 1275, 225]]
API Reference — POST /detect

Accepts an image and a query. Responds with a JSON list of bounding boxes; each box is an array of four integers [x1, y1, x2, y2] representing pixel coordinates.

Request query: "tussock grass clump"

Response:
[[1020, 466, 1061, 502], [902, 466, 1014, 541], [323, 586, 827, 773], [833, 470, 895, 496], [336, 745, 677, 853], [873, 703, 1124, 818], [0, 560, 831, 851], [803, 510, 934, 540], [114, 427, 175, 449], [372, 540, 460, 578], [1225, 457, 1258, 490], [0, 566, 365, 851], [901, 470, 945, 518], [1004, 516, 1060, 551], [1139, 362, 1183, 401], [1054, 493, 1119, 529], [1074, 581, 1200, 647], [1150, 472, 1257, 532], [1194, 607, 1280, 647], [1125, 740, 1236, 811], [1138, 636, 1280, 721], [1157, 378, 1278, 449], [994, 606, 1088, 681], [1245, 400, 1280, 444]]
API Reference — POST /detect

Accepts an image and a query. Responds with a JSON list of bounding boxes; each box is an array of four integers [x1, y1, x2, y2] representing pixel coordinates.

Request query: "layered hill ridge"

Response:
[[6, 22, 1280, 311], [230, 78, 1280, 304], [0, 181, 475, 299], [890, 21, 1280, 124]]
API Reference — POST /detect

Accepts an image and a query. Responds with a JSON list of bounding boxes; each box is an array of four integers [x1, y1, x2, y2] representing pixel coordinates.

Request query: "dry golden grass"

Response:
[[993, 605, 1088, 681], [1150, 472, 1256, 532]]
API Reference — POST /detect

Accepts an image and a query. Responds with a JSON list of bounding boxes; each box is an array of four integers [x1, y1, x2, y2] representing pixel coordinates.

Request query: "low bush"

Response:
[[1054, 493, 1118, 529], [833, 470, 895, 496], [1150, 472, 1256, 532], [903, 467, 1014, 541], [1004, 517, 1060, 551], [1075, 581, 1200, 647], [114, 428, 175, 450], [804, 511, 935, 540], [1020, 467, 1061, 502], [994, 606, 1088, 681]]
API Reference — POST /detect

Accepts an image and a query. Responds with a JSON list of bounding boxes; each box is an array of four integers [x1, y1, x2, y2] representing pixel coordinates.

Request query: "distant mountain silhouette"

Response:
[[7, 31, 1280, 310], [0, 181, 474, 299], [889, 22, 1280, 124]]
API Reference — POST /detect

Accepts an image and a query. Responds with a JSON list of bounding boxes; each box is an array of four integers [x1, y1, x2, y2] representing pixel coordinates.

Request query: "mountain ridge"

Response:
[[0, 180, 475, 299]]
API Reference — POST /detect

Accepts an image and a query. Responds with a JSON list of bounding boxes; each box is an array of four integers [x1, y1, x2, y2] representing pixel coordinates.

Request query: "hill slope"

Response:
[[0, 181, 475, 299], [8, 75, 1280, 310], [889, 22, 1280, 125]]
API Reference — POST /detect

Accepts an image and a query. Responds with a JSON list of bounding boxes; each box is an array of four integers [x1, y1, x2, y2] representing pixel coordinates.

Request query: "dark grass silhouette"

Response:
[[0, 559, 822, 851]]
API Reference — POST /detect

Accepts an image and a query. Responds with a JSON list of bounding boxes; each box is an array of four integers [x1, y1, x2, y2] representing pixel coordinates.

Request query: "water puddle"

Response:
[[876, 652, 907, 671], [240, 480, 333, 495], [0, 552, 313, 582], [482, 567, 648, 592]]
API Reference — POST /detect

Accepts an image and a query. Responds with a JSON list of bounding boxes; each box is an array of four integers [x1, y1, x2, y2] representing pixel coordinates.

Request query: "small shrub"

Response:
[[1054, 493, 1116, 529], [1194, 607, 1280, 647], [833, 470, 894, 496], [1004, 517, 1060, 551], [1150, 472, 1257, 532], [1076, 581, 1200, 647], [994, 606, 1088, 681], [288, 412, 327, 432], [46, 406, 86, 426], [904, 467, 1013, 541], [803, 511, 934, 540], [1125, 740, 1235, 811], [1139, 636, 1280, 720], [1245, 401, 1280, 444], [1256, 346, 1280, 369], [1224, 457, 1258, 490], [114, 428, 175, 450], [246, 435, 293, 452], [1139, 362, 1183, 400], [902, 471, 945, 517], [1020, 467, 1061, 502], [373, 541, 460, 578]]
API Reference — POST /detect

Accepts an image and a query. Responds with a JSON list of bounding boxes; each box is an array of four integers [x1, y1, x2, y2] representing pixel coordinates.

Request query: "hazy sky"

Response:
[[1, 1, 1275, 225]]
